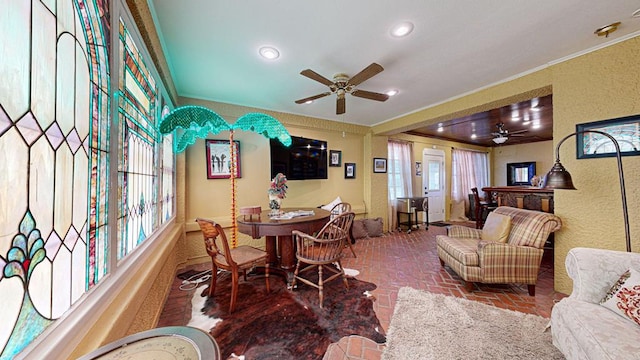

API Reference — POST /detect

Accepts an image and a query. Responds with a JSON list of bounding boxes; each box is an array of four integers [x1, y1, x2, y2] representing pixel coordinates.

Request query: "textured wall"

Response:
[[550, 37, 640, 293], [492, 141, 553, 186]]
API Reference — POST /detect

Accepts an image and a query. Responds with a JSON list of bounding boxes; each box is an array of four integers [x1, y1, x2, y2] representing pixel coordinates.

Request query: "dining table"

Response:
[[236, 207, 332, 283]]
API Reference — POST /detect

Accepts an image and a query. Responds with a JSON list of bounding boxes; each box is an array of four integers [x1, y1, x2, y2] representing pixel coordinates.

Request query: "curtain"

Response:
[[387, 141, 413, 230], [451, 148, 490, 220]]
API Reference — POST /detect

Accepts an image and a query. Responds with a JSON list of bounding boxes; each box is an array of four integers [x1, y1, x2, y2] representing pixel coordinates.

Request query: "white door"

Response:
[[423, 149, 445, 222]]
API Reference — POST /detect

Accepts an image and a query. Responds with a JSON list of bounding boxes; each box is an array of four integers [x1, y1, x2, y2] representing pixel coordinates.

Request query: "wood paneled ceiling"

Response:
[[406, 95, 553, 147]]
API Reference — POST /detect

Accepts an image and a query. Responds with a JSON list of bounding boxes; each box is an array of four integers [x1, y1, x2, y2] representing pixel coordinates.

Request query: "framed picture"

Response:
[[415, 161, 422, 176], [373, 158, 387, 173], [345, 163, 356, 179], [507, 161, 536, 186], [576, 114, 640, 159], [206, 139, 241, 179], [329, 150, 342, 167]]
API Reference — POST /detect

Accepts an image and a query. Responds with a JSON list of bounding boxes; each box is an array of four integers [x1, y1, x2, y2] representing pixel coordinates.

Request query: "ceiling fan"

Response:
[[491, 122, 527, 144], [295, 63, 389, 115]]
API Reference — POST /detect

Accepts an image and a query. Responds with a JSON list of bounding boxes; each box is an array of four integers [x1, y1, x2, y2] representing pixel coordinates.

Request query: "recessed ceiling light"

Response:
[[386, 89, 399, 96], [390, 21, 414, 37], [259, 46, 280, 60]]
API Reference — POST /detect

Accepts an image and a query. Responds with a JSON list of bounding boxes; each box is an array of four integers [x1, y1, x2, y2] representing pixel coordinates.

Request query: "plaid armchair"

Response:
[[436, 206, 562, 295]]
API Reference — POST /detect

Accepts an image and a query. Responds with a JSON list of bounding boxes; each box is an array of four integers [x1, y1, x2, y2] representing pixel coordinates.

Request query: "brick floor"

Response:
[[158, 223, 566, 360]]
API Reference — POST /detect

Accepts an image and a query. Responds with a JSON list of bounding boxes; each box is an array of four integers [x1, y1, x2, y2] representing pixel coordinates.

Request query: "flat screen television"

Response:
[[270, 136, 328, 180]]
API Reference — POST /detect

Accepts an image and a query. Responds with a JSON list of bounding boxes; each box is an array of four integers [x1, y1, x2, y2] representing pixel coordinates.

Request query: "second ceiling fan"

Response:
[[295, 63, 389, 115]]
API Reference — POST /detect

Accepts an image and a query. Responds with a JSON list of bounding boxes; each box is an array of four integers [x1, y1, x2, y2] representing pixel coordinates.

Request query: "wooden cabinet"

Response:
[[481, 186, 554, 213]]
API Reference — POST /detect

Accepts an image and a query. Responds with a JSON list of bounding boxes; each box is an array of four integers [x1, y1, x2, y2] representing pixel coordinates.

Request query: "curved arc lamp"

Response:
[[159, 106, 292, 247], [542, 130, 631, 252]]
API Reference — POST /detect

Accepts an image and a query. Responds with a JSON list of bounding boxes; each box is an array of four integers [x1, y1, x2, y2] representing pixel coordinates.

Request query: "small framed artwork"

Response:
[[345, 163, 356, 179], [415, 161, 422, 176], [576, 114, 640, 159], [206, 139, 241, 179], [373, 158, 387, 173], [329, 150, 342, 167]]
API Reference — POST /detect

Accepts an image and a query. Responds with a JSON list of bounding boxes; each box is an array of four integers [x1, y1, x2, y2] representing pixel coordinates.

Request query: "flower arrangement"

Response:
[[268, 173, 288, 199]]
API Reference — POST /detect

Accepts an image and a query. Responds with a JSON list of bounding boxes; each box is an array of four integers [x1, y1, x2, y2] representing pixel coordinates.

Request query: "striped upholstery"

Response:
[[436, 206, 561, 288]]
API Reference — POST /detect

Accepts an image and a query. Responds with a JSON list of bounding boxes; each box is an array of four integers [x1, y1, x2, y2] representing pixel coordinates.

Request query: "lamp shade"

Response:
[[542, 161, 577, 190]]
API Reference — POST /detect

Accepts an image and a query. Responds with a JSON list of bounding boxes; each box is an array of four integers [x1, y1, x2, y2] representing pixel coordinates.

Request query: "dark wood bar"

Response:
[[482, 186, 554, 213]]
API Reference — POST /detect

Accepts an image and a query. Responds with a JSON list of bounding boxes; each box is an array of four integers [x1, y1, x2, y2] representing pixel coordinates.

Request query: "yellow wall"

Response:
[[550, 36, 640, 292], [492, 141, 554, 186]]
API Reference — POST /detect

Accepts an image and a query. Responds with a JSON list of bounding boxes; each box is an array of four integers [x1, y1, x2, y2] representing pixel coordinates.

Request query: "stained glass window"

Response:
[[0, 0, 175, 358], [116, 18, 161, 259]]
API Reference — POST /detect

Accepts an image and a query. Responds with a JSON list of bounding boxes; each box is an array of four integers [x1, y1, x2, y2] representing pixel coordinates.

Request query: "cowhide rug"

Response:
[[181, 268, 386, 360]]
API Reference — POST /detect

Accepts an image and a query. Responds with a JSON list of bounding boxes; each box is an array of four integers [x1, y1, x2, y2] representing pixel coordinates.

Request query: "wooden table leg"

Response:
[[278, 235, 295, 270], [265, 235, 277, 265]]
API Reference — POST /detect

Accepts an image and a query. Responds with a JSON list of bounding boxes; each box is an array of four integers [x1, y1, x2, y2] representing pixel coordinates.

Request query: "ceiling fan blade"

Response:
[[300, 69, 334, 87], [295, 92, 331, 104], [337, 96, 346, 114], [509, 129, 528, 134], [347, 63, 384, 87], [351, 89, 389, 102]]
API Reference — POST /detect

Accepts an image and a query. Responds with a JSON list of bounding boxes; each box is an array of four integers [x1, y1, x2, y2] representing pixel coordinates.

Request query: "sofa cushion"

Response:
[[600, 268, 640, 327], [364, 217, 383, 237], [320, 196, 343, 211], [481, 212, 511, 243], [351, 219, 368, 239], [552, 298, 640, 359], [435, 236, 480, 267]]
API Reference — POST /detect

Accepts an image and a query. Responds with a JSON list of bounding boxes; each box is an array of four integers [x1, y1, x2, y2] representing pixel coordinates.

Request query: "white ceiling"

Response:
[[148, 0, 640, 127]]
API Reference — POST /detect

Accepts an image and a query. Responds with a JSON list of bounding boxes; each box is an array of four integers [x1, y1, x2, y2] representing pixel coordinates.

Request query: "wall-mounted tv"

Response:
[[270, 136, 328, 180]]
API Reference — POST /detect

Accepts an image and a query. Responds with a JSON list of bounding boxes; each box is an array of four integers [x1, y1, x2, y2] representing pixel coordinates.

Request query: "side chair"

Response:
[[291, 211, 355, 309], [330, 202, 357, 257], [471, 187, 498, 229], [195, 218, 270, 313]]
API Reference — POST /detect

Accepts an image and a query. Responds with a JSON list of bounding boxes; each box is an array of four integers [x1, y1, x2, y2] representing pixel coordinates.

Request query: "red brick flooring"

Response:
[[158, 223, 566, 360]]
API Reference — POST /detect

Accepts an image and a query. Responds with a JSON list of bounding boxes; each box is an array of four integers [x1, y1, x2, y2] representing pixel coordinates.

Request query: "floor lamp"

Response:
[[542, 130, 631, 252]]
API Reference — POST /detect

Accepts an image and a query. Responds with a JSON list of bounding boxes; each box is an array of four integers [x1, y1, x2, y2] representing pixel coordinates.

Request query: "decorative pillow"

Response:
[[364, 217, 384, 237], [320, 196, 342, 211], [600, 268, 640, 327], [481, 212, 511, 243], [351, 219, 368, 239]]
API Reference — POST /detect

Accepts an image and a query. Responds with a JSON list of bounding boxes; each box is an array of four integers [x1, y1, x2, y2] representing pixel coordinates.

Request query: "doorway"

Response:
[[423, 148, 445, 222]]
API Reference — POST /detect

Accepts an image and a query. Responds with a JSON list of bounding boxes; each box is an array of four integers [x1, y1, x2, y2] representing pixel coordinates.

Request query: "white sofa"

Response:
[[551, 247, 640, 359]]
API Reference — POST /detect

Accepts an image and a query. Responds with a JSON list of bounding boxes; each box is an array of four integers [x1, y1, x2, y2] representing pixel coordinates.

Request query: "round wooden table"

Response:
[[237, 208, 331, 280]]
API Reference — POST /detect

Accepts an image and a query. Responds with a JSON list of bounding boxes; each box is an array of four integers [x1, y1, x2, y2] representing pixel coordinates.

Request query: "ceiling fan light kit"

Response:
[[295, 62, 390, 115], [492, 136, 508, 144]]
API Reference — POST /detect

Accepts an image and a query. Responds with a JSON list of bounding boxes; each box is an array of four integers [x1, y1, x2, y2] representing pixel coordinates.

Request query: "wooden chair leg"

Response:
[[337, 260, 349, 289], [229, 271, 239, 313], [346, 242, 357, 257], [265, 263, 270, 292], [208, 264, 218, 297], [464, 280, 475, 292], [527, 284, 536, 296], [318, 265, 324, 309]]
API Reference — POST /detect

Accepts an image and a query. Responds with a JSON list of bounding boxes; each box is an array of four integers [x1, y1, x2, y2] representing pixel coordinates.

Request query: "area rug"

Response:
[[184, 269, 385, 359], [382, 287, 564, 360], [428, 221, 450, 227]]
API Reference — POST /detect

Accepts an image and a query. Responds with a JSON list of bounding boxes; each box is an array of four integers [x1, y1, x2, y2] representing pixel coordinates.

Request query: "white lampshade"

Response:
[[492, 136, 508, 144]]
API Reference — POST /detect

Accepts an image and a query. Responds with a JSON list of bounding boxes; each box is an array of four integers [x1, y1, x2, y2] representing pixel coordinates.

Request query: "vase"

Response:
[[268, 194, 283, 215]]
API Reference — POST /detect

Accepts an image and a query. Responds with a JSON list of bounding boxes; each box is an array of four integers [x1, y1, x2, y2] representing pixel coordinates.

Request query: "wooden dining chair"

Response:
[[291, 211, 355, 309], [471, 187, 498, 229], [195, 218, 270, 313], [330, 202, 357, 257]]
